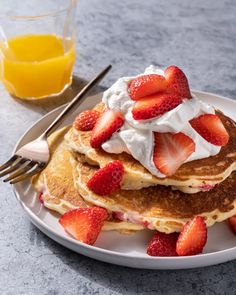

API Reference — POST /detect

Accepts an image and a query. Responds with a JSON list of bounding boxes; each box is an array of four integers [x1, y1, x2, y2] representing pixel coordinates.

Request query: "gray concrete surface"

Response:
[[0, 0, 236, 294]]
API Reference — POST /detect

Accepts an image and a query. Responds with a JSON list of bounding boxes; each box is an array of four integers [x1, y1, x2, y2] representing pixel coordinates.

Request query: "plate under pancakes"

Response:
[[32, 127, 144, 233], [76, 157, 236, 233], [65, 103, 236, 193]]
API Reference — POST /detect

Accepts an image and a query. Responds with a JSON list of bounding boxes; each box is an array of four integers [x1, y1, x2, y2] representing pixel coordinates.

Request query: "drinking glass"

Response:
[[0, 0, 77, 100]]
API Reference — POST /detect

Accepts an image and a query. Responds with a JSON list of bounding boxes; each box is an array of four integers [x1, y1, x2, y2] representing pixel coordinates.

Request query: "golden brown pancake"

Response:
[[32, 126, 88, 212], [32, 127, 144, 233], [76, 155, 236, 233], [65, 102, 236, 193]]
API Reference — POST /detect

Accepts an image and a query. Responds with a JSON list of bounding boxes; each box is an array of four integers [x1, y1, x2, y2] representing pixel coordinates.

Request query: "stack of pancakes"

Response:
[[33, 103, 236, 234]]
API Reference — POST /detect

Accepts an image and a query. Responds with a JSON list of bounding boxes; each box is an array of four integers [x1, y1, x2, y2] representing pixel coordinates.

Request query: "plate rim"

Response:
[[12, 90, 236, 267]]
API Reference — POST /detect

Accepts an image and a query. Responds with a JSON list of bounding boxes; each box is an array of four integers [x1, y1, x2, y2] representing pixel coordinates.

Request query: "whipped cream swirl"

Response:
[[101, 66, 220, 178]]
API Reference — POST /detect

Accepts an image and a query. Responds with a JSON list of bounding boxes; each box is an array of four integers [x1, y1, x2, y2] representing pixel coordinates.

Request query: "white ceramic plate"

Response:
[[12, 91, 236, 269]]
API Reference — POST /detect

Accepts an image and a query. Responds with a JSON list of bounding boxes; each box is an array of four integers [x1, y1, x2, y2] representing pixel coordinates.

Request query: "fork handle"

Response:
[[42, 65, 112, 137]]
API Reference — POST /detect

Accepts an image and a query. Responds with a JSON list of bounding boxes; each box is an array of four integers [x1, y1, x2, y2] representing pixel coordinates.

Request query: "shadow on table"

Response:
[[11, 75, 106, 115], [29, 223, 236, 295]]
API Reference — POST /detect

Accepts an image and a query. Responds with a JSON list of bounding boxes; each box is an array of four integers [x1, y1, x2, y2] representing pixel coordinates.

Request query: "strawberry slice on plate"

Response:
[[176, 216, 207, 256], [227, 216, 236, 234], [164, 65, 191, 99], [147, 231, 179, 257], [74, 110, 100, 131], [190, 114, 229, 146], [38, 192, 44, 204], [87, 160, 124, 195], [132, 92, 182, 120], [153, 132, 195, 176], [90, 109, 124, 148], [59, 207, 108, 245], [128, 74, 167, 101]]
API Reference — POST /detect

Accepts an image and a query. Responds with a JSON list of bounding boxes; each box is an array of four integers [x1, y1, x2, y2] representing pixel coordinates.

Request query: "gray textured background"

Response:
[[0, 0, 236, 294]]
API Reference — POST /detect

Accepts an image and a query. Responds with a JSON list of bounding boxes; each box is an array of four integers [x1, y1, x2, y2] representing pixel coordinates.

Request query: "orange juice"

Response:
[[0, 34, 76, 99]]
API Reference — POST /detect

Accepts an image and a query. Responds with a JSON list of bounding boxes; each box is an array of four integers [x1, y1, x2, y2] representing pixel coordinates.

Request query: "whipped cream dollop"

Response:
[[102, 65, 220, 178]]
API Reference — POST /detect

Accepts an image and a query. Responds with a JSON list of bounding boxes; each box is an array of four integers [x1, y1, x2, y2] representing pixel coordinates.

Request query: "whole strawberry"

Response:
[[147, 231, 179, 256], [87, 160, 124, 195], [74, 110, 100, 131]]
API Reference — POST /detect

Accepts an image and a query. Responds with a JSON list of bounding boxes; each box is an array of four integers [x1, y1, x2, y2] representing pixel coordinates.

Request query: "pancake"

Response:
[[32, 127, 144, 233], [76, 155, 236, 233], [65, 102, 236, 193]]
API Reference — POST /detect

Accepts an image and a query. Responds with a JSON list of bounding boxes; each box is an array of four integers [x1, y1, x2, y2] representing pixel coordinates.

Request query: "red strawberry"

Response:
[[190, 114, 229, 146], [38, 192, 44, 204], [128, 74, 167, 101], [153, 132, 195, 176], [74, 110, 100, 131], [176, 216, 207, 256], [87, 160, 124, 195], [164, 65, 191, 98], [132, 93, 182, 120], [227, 216, 236, 234], [147, 231, 179, 257], [90, 109, 124, 148], [59, 207, 108, 245]]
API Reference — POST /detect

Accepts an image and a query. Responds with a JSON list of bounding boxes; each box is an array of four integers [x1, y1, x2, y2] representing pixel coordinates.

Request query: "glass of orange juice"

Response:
[[0, 0, 77, 100]]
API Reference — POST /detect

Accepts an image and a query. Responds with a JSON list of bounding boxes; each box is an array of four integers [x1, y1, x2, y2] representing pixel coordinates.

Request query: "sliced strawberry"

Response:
[[164, 65, 191, 98], [87, 160, 124, 195], [74, 110, 100, 131], [176, 216, 207, 256], [128, 74, 167, 101], [227, 216, 236, 234], [59, 207, 108, 245], [147, 231, 179, 257], [132, 93, 182, 120], [153, 132, 195, 176], [90, 109, 124, 148], [190, 114, 229, 146], [38, 192, 44, 204]]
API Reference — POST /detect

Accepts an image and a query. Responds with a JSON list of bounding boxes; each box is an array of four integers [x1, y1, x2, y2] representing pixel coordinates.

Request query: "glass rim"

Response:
[[0, 0, 76, 20]]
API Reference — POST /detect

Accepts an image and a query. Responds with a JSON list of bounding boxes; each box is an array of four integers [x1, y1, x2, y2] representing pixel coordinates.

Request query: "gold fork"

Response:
[[0, 65, 112, 184]]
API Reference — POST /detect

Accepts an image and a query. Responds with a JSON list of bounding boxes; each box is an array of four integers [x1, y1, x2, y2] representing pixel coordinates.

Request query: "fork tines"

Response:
[[0, 155, 45, 184]]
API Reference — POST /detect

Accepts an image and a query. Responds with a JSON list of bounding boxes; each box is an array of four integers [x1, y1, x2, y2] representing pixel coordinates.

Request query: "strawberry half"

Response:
[[90, 109, 124, 148], [59, 207, 108, 245], [164, 65, 191, 98], [87, 160, 124, 195], [190, 114, 229, 146], [74, 110, 100, 131], [132, 93, 182, 120], [176, 216, 207, 256], [38, 192, 44, 204], [147, 231, 179, 257], [227, 216, 236, 234], [128, 74, 167, 101], [153, 132, 195, 176]]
